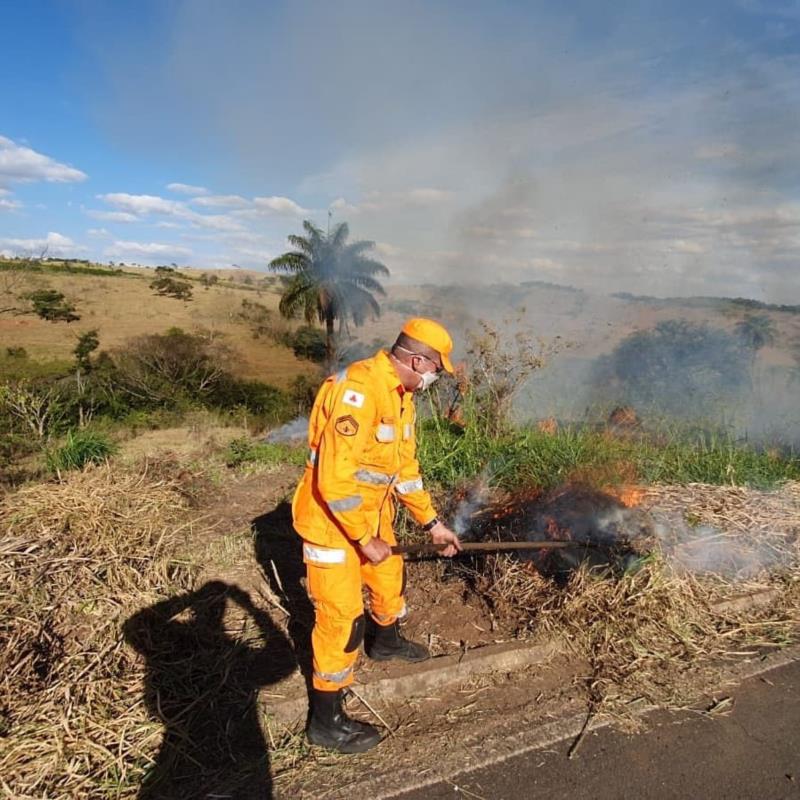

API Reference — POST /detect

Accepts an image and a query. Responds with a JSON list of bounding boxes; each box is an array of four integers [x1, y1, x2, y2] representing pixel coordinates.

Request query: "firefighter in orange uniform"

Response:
[[292, 318, 462, 753]]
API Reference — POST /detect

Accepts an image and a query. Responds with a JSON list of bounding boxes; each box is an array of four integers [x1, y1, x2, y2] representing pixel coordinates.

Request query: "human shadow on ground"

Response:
[[251, 502, 314, 691], [124, 580, 296, 800]]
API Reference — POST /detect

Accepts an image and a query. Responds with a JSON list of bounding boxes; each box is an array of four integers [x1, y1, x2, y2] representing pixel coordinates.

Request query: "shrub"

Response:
[[208, 376, 293, 422], [111, 329, 230, 406], [289, 325, 327, 362], [24, 289, 80, 322], [46, 430, 117, 472]]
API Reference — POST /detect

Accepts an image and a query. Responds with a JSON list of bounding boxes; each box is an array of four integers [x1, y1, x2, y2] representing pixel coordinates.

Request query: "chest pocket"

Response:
[[376, 418, 396, 443]]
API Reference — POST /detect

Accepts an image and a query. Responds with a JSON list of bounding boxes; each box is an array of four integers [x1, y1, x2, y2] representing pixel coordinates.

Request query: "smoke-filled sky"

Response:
[[1, 0, 799, 301]]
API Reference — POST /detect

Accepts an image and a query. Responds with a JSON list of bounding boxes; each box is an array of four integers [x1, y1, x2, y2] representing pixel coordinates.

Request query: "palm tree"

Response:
[[269, 220, 389, 365], [735, 313, 778, 380], [734, 313, 777, 353]]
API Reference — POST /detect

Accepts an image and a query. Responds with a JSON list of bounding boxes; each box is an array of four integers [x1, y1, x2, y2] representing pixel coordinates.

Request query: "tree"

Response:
[[72, 329, 100, 426], [593, 320, 748, 416], [0, 259, 35, 315], [74, 329, 100, 372], [0, 381, 65, 439], [269, 220, 389, 365], [150, 275, 193, 301], [25, 289, 80, 322], [734, 313, 777, 372]]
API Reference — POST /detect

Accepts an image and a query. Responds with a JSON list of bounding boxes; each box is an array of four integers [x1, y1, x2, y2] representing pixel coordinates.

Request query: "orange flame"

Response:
[[614, 485, 644, 508]]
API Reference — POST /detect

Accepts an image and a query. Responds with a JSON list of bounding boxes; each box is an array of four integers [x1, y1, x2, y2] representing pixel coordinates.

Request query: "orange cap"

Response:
[[401, 318, 454, 374]]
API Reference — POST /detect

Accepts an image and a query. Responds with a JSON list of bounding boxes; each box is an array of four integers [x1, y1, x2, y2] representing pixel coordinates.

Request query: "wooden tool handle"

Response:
[[391, 540, 596, 556]]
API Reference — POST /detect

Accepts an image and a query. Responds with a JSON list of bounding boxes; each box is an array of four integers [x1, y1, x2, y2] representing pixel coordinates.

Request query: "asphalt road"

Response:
[[396, 658, 800, 800]]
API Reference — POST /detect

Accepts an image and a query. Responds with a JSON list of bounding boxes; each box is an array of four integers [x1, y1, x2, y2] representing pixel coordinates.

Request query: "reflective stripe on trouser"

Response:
[[304, 534, 405, 691]]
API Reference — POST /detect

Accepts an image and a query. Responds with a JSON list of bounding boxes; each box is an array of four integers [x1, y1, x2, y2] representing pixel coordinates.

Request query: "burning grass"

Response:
[[470, 481, 800, 722], [0, 463, 198, 798]]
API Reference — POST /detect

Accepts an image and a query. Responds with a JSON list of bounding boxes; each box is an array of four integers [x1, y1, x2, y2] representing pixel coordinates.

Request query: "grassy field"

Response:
[[0, 262, 314, 386]]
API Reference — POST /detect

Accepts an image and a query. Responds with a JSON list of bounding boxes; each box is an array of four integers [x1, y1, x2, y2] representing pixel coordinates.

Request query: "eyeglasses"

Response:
[[396, 345, 443, 373]]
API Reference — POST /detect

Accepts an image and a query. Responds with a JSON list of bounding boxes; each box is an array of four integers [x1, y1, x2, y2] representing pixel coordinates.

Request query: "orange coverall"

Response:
[[292, 350, 438, 691]]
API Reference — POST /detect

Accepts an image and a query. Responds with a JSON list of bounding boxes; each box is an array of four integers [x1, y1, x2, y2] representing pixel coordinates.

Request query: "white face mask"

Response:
[[396, 345, 442, 391], [416, 369, 440, 391]]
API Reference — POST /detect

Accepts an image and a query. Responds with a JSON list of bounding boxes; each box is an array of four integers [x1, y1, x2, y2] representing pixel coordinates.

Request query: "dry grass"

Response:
[[0, 463, 198, 798], [473, 481, 800, 722]]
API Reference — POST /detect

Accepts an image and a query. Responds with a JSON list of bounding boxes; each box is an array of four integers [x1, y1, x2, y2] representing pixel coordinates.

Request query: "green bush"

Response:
[[46, 430, 117, 472], [289, 325, 327, 362], [208, 377, 293, 422]]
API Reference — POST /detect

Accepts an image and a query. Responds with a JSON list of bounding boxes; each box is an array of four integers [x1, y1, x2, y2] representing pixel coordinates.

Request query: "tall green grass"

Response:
[[46, 430, 117, 472], [417, 414, 800, 492], [224, 437, 306, 469]]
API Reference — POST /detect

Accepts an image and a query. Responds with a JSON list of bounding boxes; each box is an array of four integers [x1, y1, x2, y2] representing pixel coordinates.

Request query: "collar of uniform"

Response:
[[375, 349, 404, 395]]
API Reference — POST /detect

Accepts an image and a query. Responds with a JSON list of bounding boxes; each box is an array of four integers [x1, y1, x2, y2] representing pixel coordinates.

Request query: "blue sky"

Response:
[[1, 0, 799, 301]]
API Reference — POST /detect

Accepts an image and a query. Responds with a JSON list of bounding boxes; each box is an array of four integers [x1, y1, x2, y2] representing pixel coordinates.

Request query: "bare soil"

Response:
[[188, 463, 519, 696]]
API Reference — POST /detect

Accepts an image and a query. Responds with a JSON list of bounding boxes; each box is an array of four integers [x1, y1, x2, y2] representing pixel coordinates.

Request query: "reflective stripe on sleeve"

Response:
[[303, 543, 346, 565], [308, 448, 317, 465], [314, 665, 353, 683], [403, 423, 413, 440], [327, 494, 363, 512], [354, 468, 394, 486], [395, 477, 423, 495]]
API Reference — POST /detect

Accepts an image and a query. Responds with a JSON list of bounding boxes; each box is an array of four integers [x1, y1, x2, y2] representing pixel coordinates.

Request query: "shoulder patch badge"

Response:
[[335, 415, 359, 437], [342, 389, 365, 408]]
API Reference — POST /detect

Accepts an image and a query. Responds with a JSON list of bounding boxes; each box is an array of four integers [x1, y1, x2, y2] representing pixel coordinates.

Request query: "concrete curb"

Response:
[[267, 639, 563, 725], [265, 586, 788, 727]]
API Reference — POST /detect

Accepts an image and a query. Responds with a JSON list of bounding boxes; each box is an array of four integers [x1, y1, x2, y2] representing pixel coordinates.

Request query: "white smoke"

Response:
[[450, 471, 493, 539], [265, 416, 308, 444]]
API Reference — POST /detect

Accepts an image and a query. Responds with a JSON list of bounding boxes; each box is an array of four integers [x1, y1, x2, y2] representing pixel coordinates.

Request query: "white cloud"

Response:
[[104, 240, 192, 259], [0, 231, 81, 257], [155, 220, 183, 229], [166, 182, 208, 195], [97, 191, 244, 232], [670, 239, 707, 254], [87, 209, 140, 223], [374, 241, 402, 258], [0, 196, 22, 211], [99, 192, 186, 216], [253, 195, 308, 215], [330, 197, 359, 215], [87, 227, 110, 237], [189, 213, 244, 232], [0, 135, 87, 186], [192, 194, 249, 208]]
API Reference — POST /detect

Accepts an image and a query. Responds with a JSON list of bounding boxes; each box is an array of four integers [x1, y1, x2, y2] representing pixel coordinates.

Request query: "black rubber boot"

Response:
[[306, 689, 381, 754], [365, 619, 430, 662]]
